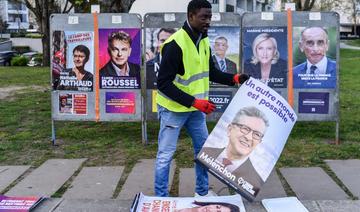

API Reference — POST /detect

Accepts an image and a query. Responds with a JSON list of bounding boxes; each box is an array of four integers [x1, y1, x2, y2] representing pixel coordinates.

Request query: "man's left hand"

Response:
[[233, 73, 250, 85]]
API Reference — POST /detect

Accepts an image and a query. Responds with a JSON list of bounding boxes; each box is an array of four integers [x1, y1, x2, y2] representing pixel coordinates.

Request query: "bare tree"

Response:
[[292, 0, 317, 11], [22, 0, 137, 66], [332, 0, 360, 36]]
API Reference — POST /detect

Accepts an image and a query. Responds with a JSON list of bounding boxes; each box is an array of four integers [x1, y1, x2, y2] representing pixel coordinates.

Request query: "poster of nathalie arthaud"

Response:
[[52, 31, 94, 92], [197, 77, 297, 202]]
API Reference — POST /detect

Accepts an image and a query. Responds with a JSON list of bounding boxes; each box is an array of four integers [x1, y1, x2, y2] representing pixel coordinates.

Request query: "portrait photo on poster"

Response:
[[197, 77, 297, 201], [52, 31, 94, 92], [208, 26, 240, 88], [243, 27, 288, 89], [131, 192, 245, 212], [292, 26, 337, 88], [145, 28, 177, 89], [98, 28, 141, 89]]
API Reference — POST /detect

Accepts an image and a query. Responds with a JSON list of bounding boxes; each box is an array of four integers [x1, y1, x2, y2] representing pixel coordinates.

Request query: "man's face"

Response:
[[156, 31, 172, 53], [214, 39, 228, 58], [73, 50, 86, 68], [256, 39, 275, 65], [300, 27, 329, 64], [109, 39, 132, 67], [188, 8, 212, 34], [227, 115, 266, 159]]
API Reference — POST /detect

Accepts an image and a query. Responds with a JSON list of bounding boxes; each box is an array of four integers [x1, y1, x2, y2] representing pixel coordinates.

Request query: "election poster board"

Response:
[[292, 26, 337, 89], [242, 26, 288, 89], [197, 77, 297, 202], [131, 193, 245, 212]]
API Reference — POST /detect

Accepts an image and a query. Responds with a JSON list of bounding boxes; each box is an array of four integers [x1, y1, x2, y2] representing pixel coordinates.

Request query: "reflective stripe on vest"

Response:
[[156, 28, 210, 112]]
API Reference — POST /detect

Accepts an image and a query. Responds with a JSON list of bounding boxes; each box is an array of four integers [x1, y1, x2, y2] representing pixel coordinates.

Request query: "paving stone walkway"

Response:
[[1, 159, 359, 211]]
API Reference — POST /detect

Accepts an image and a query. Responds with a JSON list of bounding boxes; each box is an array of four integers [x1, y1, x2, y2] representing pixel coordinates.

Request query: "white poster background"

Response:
[[131, 193, 245, 212], [64, 31, 94, 73], [201, 77, 297, 187]]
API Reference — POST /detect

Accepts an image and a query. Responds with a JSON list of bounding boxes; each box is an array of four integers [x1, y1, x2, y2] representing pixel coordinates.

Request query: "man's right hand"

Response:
[[192, 99, 216, 114]]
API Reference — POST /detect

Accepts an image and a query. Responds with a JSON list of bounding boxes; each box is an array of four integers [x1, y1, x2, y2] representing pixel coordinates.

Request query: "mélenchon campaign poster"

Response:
[[131, 192, 245, 212], [197, 77, 297, 202], [52, 31, 94, 92], [98, 28, 141, 89]]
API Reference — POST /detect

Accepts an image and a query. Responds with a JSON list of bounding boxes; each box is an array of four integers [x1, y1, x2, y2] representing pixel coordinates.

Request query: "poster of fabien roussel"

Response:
[[131, 192, 245, 212], [98, 28, 141, 89], [196, 77, 297, 202], [53, 31, 94, 92]]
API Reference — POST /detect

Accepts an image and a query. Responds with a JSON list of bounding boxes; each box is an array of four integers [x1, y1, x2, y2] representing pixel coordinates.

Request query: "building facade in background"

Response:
[[0, 0, 30, 31]]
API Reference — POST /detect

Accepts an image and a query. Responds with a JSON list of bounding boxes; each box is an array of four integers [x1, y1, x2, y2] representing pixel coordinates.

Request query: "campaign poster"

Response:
[[59, 93, 87, 115], [98, 28, 141, 89], [197, 77, 297, 202], [209, 91, 232, 112], [105, 92, 136, 114], [145, 28, 177, 89], [52, 31, 94, 92], [131, 192, 245, 212], [0, 195, 44, 211], [243, 27, 288, 88], [292, 26, 337, 88], [298, 92, 329, 114], [208, 26, 240, 88]]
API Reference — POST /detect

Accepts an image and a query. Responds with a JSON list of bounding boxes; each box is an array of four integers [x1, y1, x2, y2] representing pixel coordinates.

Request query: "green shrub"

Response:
[[10, 31, 26, 38], [25, 33, 43, 39], [11, 56, 29, 66], [12, 46, 30, 54]]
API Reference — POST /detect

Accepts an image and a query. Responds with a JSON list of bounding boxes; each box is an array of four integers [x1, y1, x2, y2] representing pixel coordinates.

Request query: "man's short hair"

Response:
[[157, 28, 176, 40], [299, 26, 328, 43], [187, 0, 212, 14], [215, 36, 228, 43], [73, 45, 90, 64], [232, 106, 269, 127], [193, 201, 240, 212], [108, 30, 132, 47]]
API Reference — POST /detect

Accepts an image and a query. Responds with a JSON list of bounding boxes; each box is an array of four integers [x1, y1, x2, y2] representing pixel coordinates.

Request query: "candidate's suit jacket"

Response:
[[244, 58, 287, 88], [99, 60, 140, 78], [146, 54, 160, 89], [200, 146, 264, 196], [293, 57, 336, 88], [212, 55, 237, 74]]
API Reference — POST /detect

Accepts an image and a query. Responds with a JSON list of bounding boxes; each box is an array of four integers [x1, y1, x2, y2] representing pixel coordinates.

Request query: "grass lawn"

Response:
[[0, 50, 359, 196], [344, 39, 360, 47]]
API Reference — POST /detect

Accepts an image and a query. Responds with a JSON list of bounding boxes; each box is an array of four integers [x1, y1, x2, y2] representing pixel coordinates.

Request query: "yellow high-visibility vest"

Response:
[[156, 28, 210, 112]]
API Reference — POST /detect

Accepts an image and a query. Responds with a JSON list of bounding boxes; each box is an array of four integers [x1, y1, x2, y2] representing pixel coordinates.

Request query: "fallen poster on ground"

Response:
[[130, 192, 245, 212], [197, 77, 297, 202], [0, 195, 45, 212]]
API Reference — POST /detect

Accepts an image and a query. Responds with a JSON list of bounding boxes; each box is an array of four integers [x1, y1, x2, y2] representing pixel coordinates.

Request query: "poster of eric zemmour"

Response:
[[197, 77, 297, 202]]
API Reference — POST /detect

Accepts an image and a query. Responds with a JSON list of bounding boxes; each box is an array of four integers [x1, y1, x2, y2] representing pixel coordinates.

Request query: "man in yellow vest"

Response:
[[155, 0, 249, 197]]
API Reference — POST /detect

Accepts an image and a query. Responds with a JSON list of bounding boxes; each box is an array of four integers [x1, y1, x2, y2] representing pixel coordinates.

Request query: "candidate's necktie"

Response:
[[222, 158, 233, 167], [310, 65, 317, 74], [220, 60, 226, 72]]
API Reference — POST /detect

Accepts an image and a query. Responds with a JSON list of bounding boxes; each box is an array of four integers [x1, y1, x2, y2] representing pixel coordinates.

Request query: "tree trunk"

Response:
[[42, 0, 50, 66]]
